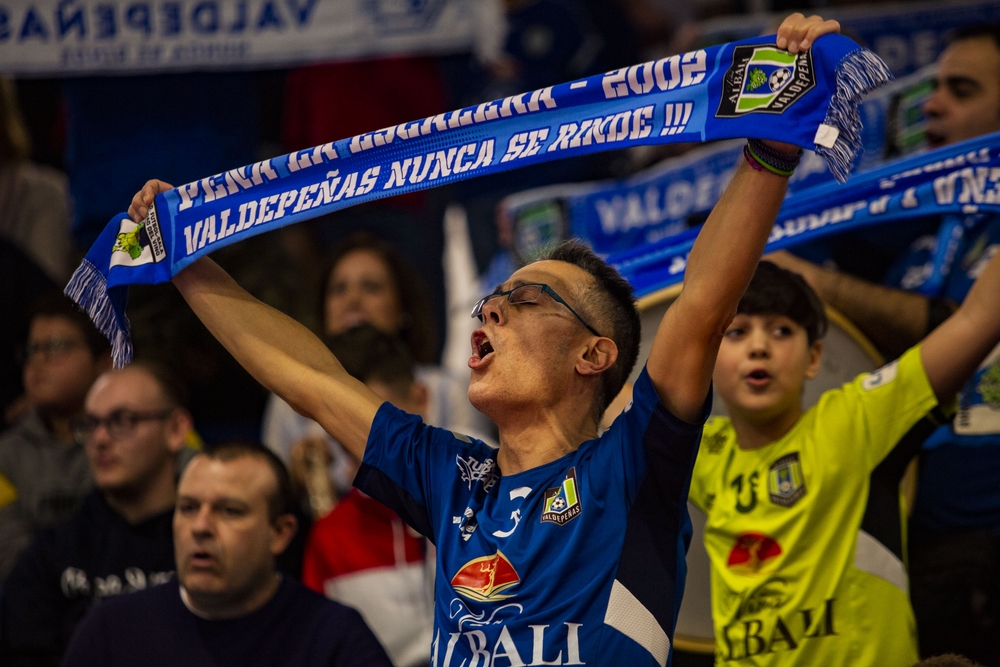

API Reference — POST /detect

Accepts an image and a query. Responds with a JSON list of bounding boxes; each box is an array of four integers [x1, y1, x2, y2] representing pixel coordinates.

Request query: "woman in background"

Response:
[[262, 232, 490, 510]]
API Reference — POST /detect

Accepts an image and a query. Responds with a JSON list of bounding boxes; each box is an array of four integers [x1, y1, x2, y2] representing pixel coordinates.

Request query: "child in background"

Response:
[[263, 233, 491, 503], [689, 253, 1000, 666]]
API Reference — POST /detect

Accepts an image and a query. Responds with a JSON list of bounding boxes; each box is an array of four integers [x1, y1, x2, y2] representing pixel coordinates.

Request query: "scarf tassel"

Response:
[[64, 259, 133, 368], [818, 47, 894, 183]]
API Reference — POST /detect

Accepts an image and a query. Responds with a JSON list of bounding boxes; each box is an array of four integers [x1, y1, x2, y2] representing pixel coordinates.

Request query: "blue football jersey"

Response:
[[882, 213, 1000, 533], [355, 366, 708, 667]]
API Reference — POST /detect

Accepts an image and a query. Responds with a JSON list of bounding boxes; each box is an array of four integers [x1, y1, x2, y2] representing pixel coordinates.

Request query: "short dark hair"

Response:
[[199, 442, 295, 521], [127, 359, 190, 411], [738, 261, 828, 343], [321, 232, 438, 365], [950, 24, 1000, 52], [325, 324, 415, 393], [542, 241, 640, 423], [30, 293, 111, 358]]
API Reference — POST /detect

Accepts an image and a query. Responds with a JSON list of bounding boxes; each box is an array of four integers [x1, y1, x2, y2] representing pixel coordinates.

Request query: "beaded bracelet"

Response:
[[744, 138, 803, 177]]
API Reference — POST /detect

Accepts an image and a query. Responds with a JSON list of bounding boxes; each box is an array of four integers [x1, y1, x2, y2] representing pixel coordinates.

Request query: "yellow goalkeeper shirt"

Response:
[[689, 346, 938, 666]]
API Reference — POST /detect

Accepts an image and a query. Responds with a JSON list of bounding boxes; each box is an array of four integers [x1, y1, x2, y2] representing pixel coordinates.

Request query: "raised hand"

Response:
[[776, 13, 841, 54], [128, 179, 174, 223]]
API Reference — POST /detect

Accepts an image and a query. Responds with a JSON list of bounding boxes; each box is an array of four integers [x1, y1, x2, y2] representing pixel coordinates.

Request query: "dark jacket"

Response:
[[0, 491, 175, 667], [61, 577, 393, 667]]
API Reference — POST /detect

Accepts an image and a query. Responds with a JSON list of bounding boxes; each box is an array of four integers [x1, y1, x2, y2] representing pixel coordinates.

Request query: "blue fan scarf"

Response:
[[67, 34, 891, 366], [611, 131, 1000, 297], [499, 65, 935, 258]]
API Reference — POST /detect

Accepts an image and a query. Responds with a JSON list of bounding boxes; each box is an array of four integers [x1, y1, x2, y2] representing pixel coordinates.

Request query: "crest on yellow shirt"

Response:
[[768, 452, 806, 507]]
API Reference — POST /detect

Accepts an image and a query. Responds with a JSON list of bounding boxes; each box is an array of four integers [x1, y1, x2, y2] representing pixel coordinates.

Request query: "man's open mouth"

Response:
[[472, 331, 494, 359], [469, 329, 493, 371]]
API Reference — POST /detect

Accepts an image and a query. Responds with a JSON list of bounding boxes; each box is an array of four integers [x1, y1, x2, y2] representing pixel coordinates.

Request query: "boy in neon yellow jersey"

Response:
[[689, 253, 1000, 666]]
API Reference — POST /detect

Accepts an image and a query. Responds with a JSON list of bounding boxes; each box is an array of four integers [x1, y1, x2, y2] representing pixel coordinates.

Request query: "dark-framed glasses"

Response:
[[16, 338, 87, 365], [471, 283, 603, 338], [71, 409, 173, 445]]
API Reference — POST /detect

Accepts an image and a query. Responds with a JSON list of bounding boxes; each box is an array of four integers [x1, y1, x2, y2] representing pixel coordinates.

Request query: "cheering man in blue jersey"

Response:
[[129, 15, 839, 666]]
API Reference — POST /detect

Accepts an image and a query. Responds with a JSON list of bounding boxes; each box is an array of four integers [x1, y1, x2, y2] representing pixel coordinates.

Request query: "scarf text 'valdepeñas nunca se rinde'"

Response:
[[67, 33, 891, 365]]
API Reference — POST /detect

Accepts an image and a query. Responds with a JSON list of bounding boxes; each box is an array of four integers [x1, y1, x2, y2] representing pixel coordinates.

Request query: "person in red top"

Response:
[[300, 325, 434, 667]]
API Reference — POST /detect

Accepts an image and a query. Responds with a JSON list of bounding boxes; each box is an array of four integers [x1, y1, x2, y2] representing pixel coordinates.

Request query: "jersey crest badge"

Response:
[[768, 452, 806, 507], [451, 551, 520, 602], [541, 467, 582, 526], [705, 431, 727, 454]]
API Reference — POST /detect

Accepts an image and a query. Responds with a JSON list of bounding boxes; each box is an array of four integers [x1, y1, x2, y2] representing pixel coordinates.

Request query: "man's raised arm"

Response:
[[646, 14, 841, 423], [767, 250, 946, 358], [130, 181, 382, 459], [920, 245, 1000, 403]]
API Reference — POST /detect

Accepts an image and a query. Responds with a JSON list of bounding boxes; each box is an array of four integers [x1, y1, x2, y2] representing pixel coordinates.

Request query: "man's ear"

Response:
[[165, 408, 194, 454], [577, 337, 618, 377], [804, 339, 823, 379], [270, 514, 299, 556]]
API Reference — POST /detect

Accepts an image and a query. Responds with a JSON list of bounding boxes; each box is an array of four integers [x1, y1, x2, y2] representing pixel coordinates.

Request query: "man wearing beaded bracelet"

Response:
[[744, 139, 804, 178], [126, 14, 835, 666]]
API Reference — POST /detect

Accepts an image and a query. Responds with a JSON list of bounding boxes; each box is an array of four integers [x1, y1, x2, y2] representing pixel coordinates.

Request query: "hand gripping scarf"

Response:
[[67, 33, 891, 366]]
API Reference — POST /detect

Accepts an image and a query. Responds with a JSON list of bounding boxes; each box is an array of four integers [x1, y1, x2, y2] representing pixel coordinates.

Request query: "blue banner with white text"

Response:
[[66, 34, 891, 366], [610, 132, 1000, 297], [501, 64, 935, 257]]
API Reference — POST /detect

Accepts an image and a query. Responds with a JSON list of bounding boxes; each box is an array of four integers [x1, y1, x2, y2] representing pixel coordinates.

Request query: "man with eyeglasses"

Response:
[[0, 294, 111, 582], [0, 362, 193, 667], [126, 15, 837, 665]]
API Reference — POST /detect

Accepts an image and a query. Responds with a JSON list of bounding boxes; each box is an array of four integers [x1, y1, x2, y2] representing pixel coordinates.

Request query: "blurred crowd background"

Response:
[[3, 0, 981, 444], [0, 1, 998, 666]]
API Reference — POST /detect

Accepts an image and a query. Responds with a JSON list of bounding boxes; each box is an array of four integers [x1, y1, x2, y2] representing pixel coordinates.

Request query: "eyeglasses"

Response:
[[471, 283, 603, 338], [71, 409, 174, 445], [17, 338, 87, 365]]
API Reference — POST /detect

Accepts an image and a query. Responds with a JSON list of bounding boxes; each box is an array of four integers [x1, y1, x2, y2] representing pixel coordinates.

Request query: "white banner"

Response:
[[0, 0, 495, 76]]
